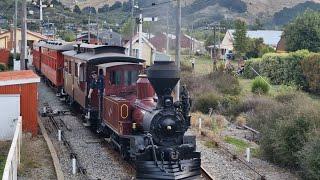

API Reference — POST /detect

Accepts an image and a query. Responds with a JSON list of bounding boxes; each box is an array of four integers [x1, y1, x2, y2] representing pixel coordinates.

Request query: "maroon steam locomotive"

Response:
[[34, 41, 201, 179]]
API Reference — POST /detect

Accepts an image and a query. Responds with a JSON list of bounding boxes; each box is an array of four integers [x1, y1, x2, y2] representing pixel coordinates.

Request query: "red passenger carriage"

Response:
[[33, 41, 74, 92]]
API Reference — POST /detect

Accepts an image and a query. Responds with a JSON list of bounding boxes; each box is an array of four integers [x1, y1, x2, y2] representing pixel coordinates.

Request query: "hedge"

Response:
[[301, 54, 320, 94], [243, 50, 314, 91]]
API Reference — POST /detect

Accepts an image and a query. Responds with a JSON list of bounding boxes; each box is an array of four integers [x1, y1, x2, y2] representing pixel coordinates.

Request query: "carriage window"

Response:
[[75, 63, 78, 77], [79, 64, 85, 82], [110, 71, 121, 85], [124, 70, 138, 85], [68, 61, 72, 74]]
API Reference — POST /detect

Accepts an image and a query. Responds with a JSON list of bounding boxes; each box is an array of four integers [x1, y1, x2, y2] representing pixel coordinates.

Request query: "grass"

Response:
[[224, 136, 250, 153], [204, 141, 217, 148], [0, 155, 6, 177]]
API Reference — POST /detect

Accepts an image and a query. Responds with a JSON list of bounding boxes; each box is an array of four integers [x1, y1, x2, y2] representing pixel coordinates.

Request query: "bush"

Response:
[[301, 54, 320, 94], [210, 72, 241, 95], [181, 61, 193, 72], [298, 132, 320, 180], [243, 58, 261, 79], [193, 92, 222, 114], [248, 92, 320, 168], [0, 63, 6, 72], [251, 77, 270, 94]]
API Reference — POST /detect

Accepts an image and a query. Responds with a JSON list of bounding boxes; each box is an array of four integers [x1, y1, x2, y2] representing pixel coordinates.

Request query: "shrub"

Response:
[[301, 54, 320, 94], [193, 92, 222, 114], [298, 132, 320, 180], [0, 63, 6, 72], [251, 77, 270, 94], [181, 61, 193, 72], [210, 71, 241, 95], [243, 58, 261, 79], [250, 93, 320, 168]]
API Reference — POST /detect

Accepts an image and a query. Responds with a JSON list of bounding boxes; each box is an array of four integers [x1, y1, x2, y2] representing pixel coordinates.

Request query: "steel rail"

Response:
[[201, 166, 214, 180]]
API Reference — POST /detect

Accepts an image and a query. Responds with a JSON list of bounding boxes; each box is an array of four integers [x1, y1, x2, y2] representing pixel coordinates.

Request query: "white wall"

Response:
[[0, 95, 20, 140]]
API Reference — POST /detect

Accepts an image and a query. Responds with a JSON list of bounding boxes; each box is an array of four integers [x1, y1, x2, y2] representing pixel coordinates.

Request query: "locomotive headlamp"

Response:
[[164, 97, 173, 107], [167, 126, 172, 130]]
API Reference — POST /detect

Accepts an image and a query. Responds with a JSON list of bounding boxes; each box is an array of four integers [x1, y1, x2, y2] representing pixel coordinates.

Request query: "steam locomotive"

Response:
[[33, 41, 201, 179]]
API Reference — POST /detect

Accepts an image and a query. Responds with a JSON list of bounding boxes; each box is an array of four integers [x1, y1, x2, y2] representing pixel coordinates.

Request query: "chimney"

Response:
[[77, 43, 81, 54]]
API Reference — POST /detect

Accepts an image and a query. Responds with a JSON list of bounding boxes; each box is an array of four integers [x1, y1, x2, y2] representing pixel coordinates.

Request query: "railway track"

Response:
[[200, 130, 266, 180], [38, 81, 135, 180], [201, 166, 215, 180]]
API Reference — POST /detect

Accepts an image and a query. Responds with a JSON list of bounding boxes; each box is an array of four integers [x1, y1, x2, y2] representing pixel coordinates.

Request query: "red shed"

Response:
[[0, 70, 40, 136]]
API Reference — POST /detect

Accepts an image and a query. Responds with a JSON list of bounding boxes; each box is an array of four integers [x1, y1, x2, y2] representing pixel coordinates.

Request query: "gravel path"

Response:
[[38, 81, 134, 180]]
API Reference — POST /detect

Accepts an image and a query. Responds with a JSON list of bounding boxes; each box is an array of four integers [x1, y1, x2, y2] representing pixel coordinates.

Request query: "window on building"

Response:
[[110, 71, 121, 85], [133, 49, 139, 58]]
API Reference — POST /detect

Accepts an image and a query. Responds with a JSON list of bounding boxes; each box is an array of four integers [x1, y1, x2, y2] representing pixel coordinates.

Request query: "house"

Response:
[[76, 32, 100, 44], [276, 36, 287, 53], [219, 29, 283, 56], [99, 29, 122, 46], [124, 34, 156, 67], [149, 32, 175, 53], [0, 28, 48, 53], [149, 32, 205, 53]]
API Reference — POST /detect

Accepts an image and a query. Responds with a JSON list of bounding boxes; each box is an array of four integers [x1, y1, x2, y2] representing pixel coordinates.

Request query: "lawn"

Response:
[[0, 155, 6, 177]]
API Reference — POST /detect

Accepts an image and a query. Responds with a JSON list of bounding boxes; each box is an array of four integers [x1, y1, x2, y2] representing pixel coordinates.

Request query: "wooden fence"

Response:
[[2, 116, 22, 180]]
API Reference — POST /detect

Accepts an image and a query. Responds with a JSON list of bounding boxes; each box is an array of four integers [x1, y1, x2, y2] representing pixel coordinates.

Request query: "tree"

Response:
[[246, 38, 275, 58], [98, 4, 109, 13], [252, 18, 263, 30], [110, 1, 122, 11], [73, 5, 81, 14], [284, 10, 320, 52], [60, 31, 76, 42], [233, 20, 248, 56], [121, 19, 134, 38]]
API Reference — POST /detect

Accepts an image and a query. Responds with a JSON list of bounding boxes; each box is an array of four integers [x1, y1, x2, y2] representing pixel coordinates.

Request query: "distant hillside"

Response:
[[273, 1, 320, 25], [59, 0, 128, 9]]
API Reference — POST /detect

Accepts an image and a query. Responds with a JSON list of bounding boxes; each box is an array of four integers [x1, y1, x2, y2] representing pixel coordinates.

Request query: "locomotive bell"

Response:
[[147, 60, 180, 97]]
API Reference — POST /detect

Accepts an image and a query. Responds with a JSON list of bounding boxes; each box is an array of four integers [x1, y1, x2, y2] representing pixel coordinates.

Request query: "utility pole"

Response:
[[88, 9, 91, 43], [213, 25, 217, 72], [96, 14, 99, 44], [40, 0, 43, 21], [130, 0, 135, 56], [166, 6, 169, 54], [20, 0, 27, 70], [138, 13, 143, 59], [13, 0, 18, 61], [175, 0, 181, 101]]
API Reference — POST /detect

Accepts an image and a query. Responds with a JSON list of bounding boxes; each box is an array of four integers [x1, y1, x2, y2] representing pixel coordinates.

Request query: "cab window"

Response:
[[110, 71, 121, 85], [124, 70, 138, 85]]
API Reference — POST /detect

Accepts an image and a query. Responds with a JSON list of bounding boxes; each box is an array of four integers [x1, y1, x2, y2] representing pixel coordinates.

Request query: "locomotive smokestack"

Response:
[[147, 60, 180, 107]]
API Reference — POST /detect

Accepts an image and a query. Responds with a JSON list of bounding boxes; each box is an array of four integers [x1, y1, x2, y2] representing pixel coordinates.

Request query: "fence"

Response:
[[2, 116, 22, 180]]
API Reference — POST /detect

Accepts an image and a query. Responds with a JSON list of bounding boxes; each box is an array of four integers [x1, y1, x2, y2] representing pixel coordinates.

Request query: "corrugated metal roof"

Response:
[[62, 50, 145, 64], [0, 70, 40, 86], [35, 40, 75, 51], [98, 62, 142, 68], [227, 30, 283, 46]]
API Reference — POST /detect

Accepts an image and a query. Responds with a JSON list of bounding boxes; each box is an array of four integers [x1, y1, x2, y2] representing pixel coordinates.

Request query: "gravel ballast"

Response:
[[38, 81, 134, 180]]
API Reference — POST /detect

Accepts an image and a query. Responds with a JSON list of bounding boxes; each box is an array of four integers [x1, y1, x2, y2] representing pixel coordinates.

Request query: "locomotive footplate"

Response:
[[136, 158, 201, 180]]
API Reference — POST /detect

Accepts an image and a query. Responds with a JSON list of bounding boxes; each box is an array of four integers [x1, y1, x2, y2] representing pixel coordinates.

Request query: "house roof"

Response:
[[35, 40, 75, 51], [0, 29, 47, 39], [124, 34, 156, 50], [0, 70, 40, 86], [227, 30, 283, 46]]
